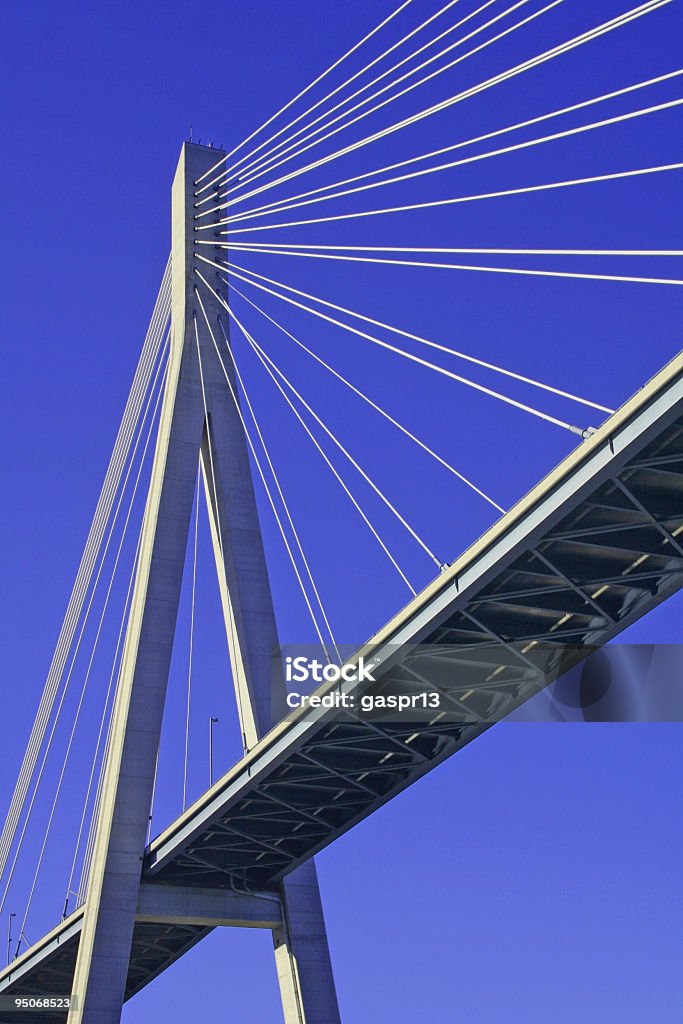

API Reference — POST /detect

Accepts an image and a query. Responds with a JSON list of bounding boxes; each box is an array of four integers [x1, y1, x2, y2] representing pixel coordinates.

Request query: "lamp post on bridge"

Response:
[[6, 913, 14, 966], [209, 716, 219, 786]]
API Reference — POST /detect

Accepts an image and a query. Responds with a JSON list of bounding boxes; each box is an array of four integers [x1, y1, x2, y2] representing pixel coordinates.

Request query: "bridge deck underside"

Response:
[[148, 419, 683, 888], [0, 918, 211, 1022], [2, 360, 682, 1021]]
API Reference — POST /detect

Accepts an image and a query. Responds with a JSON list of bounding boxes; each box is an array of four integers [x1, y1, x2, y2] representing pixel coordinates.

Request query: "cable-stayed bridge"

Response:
[[0, 1, 681, 1021], [4, 344, 683, 1014]]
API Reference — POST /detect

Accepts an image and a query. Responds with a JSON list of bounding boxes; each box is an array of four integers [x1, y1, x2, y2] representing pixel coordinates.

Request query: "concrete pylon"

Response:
[[69, 143, 340, 1023]]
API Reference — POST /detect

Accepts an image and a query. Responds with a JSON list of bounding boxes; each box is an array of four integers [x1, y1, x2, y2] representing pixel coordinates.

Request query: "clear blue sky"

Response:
[[0, 1, 682, 1020]]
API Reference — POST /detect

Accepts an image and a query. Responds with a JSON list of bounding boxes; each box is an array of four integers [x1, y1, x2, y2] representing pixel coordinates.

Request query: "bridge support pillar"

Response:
[[68, 141, 339, 1024], [274, 861, 341, 1024]]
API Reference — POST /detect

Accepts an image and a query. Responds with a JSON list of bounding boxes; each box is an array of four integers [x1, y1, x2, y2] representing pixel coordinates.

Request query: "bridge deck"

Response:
[[2, 350, 683, 1019]]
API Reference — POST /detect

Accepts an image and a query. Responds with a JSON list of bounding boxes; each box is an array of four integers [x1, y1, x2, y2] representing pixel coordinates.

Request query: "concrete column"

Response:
[[69, 143, 225, 1023], [190, 152, 341, 1023], [69, 142, 339, 1024], [274, 861, 341, 1024]]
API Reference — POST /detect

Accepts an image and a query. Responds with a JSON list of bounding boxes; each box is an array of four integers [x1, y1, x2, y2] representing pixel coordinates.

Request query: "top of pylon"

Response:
[[183, 137, 225, 153]]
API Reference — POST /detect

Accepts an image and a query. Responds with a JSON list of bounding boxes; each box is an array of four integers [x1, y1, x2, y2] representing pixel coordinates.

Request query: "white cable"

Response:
[[78, 690, 115, 903], [19, 349, 169, 930], [78, 713, 112, 903], [210, 0, 560, 212], [183, 473, 200, 812], [195, 310, 259, 750], [194, 0, 415, 191], [65, 349, 167, 911], [215, 315, 341, 661], [219, 70, 683, 220], [0, 295, 168, 881], [221, 161, 683, 237], [79, 661, 124, 903], [230, 282, 505, 513], [226, 240, 683, 287], [213, 0, 671, 213], [192, 312, 251, 743], [237, 0, 548, 187], [198, 258, 592, 437], [245, 326, 461, 564], [65, 522, 143, 914], [2, 336, 169, 917], [79, 340, 170, 901], [223, 97, 683, 225], [198, 273, 442, 569], [2, 320, 168, 911], [197, 256, 611, 414], [194, 287, 341, 653], [8, 342, 169, 916], [0, 260, 170, 879], [235, 0, 506, 183], [223, 243, 683, 256], [222, 0, 466, 186], [197, 275, 417, 593]]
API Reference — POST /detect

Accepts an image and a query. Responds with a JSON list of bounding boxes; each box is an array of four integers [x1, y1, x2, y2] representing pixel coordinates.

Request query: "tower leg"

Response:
[[69, 142, 339, 1022], [274, 862, 341, 1024], [69, 316, 205, 1021]]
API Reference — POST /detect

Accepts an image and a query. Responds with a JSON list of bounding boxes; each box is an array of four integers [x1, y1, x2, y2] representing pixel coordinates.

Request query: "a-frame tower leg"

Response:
[[69, 143, 339, 1023]]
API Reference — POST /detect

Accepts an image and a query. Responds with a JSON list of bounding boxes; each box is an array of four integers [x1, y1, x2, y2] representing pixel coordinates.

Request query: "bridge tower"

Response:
[[69, 143, 340, 1023]]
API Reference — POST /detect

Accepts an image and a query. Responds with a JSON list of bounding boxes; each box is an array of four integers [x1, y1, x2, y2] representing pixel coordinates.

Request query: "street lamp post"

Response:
[[7, 912, 15, 965], [209, 716, 219, 786]]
